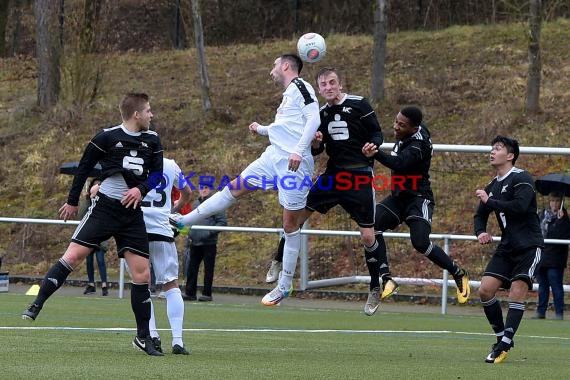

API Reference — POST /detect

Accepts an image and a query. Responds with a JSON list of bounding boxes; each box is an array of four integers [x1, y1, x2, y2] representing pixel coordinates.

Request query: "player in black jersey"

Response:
[[362, 106, 471, 306], [22, 93, 165, 356], [264, 67, 396, 315], [474, 136, 543, 364]]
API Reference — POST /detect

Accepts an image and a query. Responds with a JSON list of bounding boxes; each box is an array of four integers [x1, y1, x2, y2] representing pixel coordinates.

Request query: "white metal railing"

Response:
[[1, 217, 569, 315], [189, 225, 570, 315], [384, 143, 570, 155]]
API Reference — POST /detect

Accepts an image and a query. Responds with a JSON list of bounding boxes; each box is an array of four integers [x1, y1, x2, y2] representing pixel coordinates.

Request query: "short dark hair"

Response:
[[491, 135, 520, 165], [199, 182, 214, 190], [119, 93, 149, 120], [400, 106, 423, 127], [315, 67, 342, 86], [280, 54, 303, 75]]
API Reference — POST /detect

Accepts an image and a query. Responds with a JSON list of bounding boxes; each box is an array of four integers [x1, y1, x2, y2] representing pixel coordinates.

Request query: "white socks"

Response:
[[181, 186, 236, 226], [279, 229, 301, 292], [165, 287, 185, 347], [149, 299, 159, 338], [147, 287, 185, 348]]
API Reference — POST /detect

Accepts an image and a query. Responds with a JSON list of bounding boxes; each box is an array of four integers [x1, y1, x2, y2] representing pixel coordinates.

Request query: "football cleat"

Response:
[[151, 336, 163, 353], [485, 341, 513, 364], [22, 303, 42, 321], [132, 336, 164, 356], [265, 260, 282, 283], [381, 277, 400, 300], [453, 269, 471, 304], [261, 284, 292, 306], [172, 344, 190, 355], [364, 287, 381, 316]]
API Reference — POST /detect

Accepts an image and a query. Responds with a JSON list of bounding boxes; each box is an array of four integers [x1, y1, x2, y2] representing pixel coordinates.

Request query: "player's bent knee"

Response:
[[361, 234, 375, 247], [411, 238, 430, 254], [478, 286, 494, 300], [508, 280, 530, 300], [62, 243, 93, 268]]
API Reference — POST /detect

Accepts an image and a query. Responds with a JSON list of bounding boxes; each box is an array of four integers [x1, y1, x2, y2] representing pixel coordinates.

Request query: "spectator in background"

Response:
[[84, 241, 109, 296], [534, 192, 570, 320], [184, 184, 227, 302], [78, 177, 109, 297]]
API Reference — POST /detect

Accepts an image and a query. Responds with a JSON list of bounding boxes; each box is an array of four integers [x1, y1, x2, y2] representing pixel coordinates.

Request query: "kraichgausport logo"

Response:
[[148, 172, 421, 192]]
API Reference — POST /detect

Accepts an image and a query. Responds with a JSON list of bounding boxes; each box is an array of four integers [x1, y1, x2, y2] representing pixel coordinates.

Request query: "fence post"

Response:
[[299, 220, 310, 291], [119, 258, 125, 299], [441, 236, 450, 314]]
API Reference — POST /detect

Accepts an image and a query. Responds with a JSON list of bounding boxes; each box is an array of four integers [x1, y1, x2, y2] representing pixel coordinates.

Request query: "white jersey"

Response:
[[142, 158, 184, 238], [265, 78, 320, 156]]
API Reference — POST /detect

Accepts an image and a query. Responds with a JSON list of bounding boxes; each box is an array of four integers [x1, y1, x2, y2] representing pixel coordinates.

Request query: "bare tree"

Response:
[[191, 0, 211, 112], [9, 0, 24, 56], [0, 0, 8, 57], [371, 0, 388, 102], [34, 0, 62, 108], [526, 0, 542, 114], [80, 0, 102, 54]]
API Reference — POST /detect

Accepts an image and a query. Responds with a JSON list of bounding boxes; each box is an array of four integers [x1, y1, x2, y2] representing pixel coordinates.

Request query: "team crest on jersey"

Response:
[[342, 107, 352, 113], [501, 184, 509, 193], [141, 142, 148, 148]]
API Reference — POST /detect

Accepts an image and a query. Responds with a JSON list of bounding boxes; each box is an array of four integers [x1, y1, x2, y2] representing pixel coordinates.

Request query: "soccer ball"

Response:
[[297, 33, 326, 63]]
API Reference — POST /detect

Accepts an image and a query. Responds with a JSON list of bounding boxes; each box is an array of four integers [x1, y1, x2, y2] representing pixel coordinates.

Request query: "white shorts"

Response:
[[149, 240, 179, 284], [240, 145, 314, 210]]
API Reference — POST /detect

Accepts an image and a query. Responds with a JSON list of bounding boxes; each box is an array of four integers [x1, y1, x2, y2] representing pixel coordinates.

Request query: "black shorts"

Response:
[[71, 192, 149, 258], [375, 194, 433, 231], [306, 170, 375, 228], [483, 245, 542, 290]]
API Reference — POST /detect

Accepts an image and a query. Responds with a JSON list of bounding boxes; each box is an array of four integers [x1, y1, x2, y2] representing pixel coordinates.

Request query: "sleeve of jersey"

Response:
[[311, 142, 325, 156], [293, 101, 320, 156], [137, 137, 164, 198], [374, 141, 422, 171], [310, 119, 325, 156], [255, 124, 269, 136], [66, 137, 106, 206], [485, 173, 536, 215], [473, 201, 491, 236], [361, 100, 383, 146]]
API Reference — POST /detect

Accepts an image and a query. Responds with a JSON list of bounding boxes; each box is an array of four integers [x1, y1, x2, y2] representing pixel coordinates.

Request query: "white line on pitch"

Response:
[[2, 326, 569, 341]]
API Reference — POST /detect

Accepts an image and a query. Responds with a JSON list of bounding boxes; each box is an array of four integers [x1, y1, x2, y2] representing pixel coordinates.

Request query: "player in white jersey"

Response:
[[142, 158, 192, 355], [171, 54, 320, 306]]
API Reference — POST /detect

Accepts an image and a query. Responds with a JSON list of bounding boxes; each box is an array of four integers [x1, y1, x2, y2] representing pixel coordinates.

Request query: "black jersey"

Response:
[[474, 167, 544, 251], [374, 125, 434, 201], [315, 94, 383, 169], [67, 124, 164, 206]]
